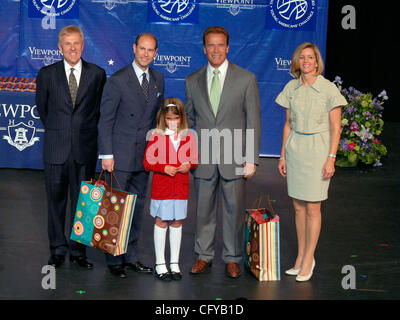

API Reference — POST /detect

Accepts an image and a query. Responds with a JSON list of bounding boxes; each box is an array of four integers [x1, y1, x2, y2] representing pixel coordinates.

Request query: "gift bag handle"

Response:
[[251, 195, 277, 217], [96, 170, 122, 194]]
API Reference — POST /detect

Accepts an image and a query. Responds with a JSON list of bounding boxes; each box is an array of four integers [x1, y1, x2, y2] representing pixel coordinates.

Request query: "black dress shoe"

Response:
[[70, 255, 94, 269], [153, 264, 171, 282], [124, 261, 153, 273], [48, 254, 65, 268], [108, 265, 127, 278], [170, 263, 182, 281], [170, 271, 182, 281]]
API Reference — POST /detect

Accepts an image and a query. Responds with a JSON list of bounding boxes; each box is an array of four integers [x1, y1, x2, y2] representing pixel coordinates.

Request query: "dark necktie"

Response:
[[142, 72, 149, 102], [69, 67, 78, 107]]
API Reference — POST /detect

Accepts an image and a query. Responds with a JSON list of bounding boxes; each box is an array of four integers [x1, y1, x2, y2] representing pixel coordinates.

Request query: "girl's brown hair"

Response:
[[156, 97, 189, 133]]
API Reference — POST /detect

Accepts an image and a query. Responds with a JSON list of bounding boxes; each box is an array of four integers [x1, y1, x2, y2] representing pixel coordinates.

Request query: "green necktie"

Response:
[[210, 69, 221, 116]]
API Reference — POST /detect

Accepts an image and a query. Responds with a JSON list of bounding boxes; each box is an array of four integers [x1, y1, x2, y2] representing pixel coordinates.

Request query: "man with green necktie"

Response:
[[185, 26, 261, 279]]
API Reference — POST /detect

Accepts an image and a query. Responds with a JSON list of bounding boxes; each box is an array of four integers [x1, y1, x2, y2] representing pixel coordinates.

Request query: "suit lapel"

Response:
[[74, 59, 89, 108], [216, 62, 234, 118], [148, 68, 159, 101], [197, 66, 214, 117], [56, 61, 71, 102], [127, 64, 147, 112]]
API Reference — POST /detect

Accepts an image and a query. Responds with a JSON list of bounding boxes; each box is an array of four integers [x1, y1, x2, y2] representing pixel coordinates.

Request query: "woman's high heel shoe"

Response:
[[296, 259, 315, 282], [285, 267, 301, 276]]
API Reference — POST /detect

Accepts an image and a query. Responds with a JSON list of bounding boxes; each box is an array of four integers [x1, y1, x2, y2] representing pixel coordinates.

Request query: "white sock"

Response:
[[154, 224, 168, 274], [169, 225, 182, 273]]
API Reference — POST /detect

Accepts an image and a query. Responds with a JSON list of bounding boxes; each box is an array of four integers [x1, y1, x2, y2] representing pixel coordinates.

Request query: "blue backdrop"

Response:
[[0, 0, 328, 168]]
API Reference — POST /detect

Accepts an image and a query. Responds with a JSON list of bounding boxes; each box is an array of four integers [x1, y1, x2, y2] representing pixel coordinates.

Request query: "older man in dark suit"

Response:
[[36, 25, 106, 269], [98, 33, 164, 278], [185, 26, 261, 278]]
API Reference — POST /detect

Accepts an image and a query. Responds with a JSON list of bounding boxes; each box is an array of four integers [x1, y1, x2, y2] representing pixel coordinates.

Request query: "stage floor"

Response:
[[1, 123, 399, 301]]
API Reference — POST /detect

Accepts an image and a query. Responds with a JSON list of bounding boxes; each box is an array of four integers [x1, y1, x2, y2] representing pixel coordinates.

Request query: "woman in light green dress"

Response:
[[276, 43, 347, 282]]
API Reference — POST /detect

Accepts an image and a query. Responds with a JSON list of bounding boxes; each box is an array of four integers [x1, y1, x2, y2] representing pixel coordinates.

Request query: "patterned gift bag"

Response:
[[70, 174, 137, 256], [245, 196, 280, 281]]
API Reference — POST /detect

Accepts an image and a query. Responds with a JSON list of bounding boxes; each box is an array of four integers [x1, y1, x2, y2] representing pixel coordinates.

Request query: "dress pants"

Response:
[[194, 166, 247, 264], [105, 169, 149, 266], [45, 154, 95, 257]]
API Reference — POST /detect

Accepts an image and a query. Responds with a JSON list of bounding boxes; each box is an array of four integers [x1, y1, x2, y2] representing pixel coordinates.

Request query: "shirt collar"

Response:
[[64, 59, 82, 73], [294, 75, 324, 92], [165, 128, 177, 136], [207, 58, 229, 76], [132, 60, 149, 81]]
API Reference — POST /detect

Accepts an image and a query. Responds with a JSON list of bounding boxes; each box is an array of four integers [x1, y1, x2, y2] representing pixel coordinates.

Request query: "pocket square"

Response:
[[157, 92, 162, 97]]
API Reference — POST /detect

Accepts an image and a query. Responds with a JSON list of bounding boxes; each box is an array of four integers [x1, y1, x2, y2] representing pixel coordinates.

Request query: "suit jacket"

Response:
[[185, 61, 261, 180], [36, 59, 106, 165], [98, 63, 165, 172]]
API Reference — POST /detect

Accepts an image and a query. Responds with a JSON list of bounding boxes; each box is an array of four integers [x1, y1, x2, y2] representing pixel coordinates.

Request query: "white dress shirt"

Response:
[[165, 128, 181, 151], [64, 59, 82, 87], [132, 60, 150, 86], [206, 58, 229, 95]]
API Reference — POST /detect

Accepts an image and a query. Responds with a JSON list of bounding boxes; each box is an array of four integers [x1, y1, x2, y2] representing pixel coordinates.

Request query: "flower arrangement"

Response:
[[333, 76, 388, 167]]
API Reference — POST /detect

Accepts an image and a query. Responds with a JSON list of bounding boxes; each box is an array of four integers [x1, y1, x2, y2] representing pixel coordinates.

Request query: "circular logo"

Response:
[[269, 0, 316, 29], [94, 233, 101, 242], [43, 56, 56, 66], [93, 215, 105, 229], [32, 0, 77, 17], [106, 211, 119, 226], [76, 210, 82, 219], [73, 221, 84, 236], [110, 227, 119, 236], [81, 184, 90, 195], [90, 187, 103, 202], [110, 195, 118, 204], [152, 0, 197, 22]]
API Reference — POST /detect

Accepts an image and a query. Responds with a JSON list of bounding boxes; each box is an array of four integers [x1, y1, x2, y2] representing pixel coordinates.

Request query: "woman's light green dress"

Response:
[[276, 75, 347, 202]]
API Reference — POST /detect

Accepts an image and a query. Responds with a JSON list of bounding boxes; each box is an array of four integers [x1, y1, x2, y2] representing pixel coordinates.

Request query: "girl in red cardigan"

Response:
[[143, 98, 198, 281]]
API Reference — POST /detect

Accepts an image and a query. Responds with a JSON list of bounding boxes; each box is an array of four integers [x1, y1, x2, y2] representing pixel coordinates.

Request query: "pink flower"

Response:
[[350, 121, 359, 132], [348, 142, 356, 150], [373, 138, 380, 143]]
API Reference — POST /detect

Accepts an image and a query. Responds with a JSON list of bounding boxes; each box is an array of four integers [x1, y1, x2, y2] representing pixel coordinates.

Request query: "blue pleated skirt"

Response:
[[150, 199, 188, 221]]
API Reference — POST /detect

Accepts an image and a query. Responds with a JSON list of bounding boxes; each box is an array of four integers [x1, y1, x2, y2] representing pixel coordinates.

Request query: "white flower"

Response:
[[355, 125, 373, 142], [334, 76, 343, 84], [378, 90, 388, 100]]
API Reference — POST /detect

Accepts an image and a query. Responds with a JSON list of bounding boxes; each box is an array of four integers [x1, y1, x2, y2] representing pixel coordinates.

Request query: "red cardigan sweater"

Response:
[[143, 130, 198, 200]]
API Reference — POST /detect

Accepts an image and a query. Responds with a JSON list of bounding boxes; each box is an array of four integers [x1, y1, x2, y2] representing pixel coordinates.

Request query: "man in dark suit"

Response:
[[98, 33, 164, 278], [36, 25, 106, 269], [185, 26, 261, 278]]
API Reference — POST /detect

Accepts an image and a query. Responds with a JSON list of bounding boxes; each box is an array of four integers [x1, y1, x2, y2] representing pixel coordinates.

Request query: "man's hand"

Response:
[[243, 163, 256, 179], [102, 158, 114, 172]]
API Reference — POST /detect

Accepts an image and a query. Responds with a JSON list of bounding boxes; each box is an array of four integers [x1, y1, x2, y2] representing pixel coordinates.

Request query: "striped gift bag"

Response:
[[245, 197, 280, 281]]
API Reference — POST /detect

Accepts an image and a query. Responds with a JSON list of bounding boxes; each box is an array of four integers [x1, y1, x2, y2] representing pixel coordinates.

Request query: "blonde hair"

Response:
[[58, 25, 84, 44], [290, 42, 324, 79], [156, 97, 189, 133]]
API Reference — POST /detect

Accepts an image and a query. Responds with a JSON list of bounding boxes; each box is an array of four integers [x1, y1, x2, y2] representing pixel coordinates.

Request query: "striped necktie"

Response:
[[69, 67, 78, 107]]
